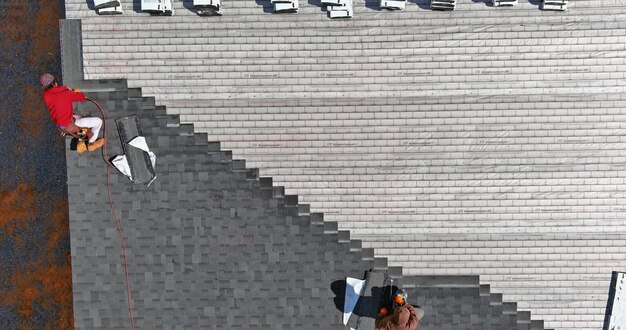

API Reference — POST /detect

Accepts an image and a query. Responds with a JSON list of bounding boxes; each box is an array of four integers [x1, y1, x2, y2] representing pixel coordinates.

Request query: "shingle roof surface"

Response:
[[64, 1, 626, 328], [66, 81, 540, 329]]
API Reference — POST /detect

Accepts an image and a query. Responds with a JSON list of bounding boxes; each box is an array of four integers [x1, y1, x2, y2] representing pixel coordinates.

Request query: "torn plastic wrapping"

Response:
[[112, 135, 157, 185]]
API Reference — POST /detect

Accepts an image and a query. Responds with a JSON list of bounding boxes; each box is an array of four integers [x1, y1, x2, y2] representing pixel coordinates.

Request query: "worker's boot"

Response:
[[76, 141, 87, 154], [87, 138, 105, 151]]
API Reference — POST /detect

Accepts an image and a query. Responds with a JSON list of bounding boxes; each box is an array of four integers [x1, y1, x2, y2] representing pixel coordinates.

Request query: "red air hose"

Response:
[[87, 98, 137, 330]]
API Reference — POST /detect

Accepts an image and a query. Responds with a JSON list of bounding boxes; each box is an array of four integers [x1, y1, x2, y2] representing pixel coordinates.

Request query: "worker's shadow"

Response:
[[331, 280, 398, 318], [255, 0, 275, 13], [332, 280, 348, 312], [471, 0, 493, 7], [131, 0, 143, 13], [181, 0, 201, 14], [406, 0, 431, 10], [307, 0, 327, 12], [364, 0, 383, 11]]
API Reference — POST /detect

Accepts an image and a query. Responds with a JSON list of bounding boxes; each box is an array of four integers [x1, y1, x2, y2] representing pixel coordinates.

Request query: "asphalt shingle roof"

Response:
[[66, 79, 542, 329]]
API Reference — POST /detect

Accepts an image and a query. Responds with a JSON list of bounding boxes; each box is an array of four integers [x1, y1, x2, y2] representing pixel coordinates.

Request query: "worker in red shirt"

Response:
[[41, 73, 104, 153]]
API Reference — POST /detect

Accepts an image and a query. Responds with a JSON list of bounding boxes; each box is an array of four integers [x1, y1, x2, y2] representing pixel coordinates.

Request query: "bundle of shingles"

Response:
[[343, 271, 390, 330], [542, 0, 567, 11], [271, 0, 299, 13], [141, 0, 173, 15], [94, 0, 123, 14], [379, 0, 405, 11], [430, 0, 455, 10], [194, 0, 222, 15], [491, 0, 517, 6], [322, 0, 353, 18]]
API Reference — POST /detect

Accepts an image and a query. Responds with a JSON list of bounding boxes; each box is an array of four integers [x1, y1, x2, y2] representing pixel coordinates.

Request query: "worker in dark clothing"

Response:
[[40, 73, 104, 153], [376, 290, 424, 330]]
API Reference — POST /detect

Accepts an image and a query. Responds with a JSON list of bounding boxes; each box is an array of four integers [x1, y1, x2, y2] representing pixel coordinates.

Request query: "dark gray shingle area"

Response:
[[67, 79, 542, 330]]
